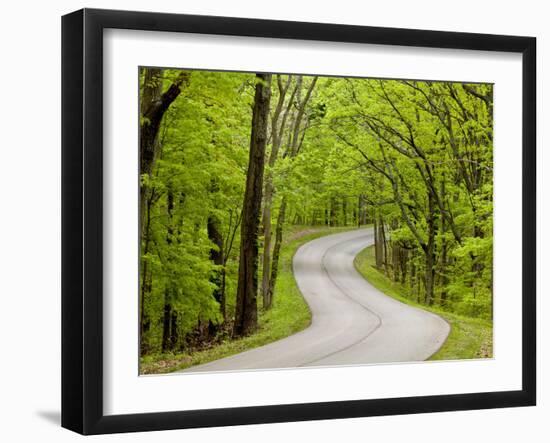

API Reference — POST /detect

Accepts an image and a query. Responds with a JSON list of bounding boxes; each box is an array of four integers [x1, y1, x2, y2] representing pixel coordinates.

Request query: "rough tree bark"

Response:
[[233, 73, 272, 337], [139, 68, 189, 236]]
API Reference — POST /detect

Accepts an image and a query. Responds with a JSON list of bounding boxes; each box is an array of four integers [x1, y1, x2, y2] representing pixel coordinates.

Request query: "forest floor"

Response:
[[140, 225, 355, 375], [354, 246, 493, 360]]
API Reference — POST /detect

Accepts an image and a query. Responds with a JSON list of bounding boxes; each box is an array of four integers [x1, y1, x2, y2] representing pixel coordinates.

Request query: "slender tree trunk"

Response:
[[439, 176, 449, 306], [261, 181, 274, 308], [139, 189, 154, 355], [357, 195, 362, 227], [380, 216, 389, 276], [390, 219, 400, 282], [161, 299, 172, 352], [410, 258, 416, 292], [400, 248, 408, 284], [140, 259, 149, 351], [374, 216, 383, 269], [342, 197, 347, 226], [220, 268, 227, 321], [161, 188, 179, 352], [425, 252, 435, 306], [424, 193, 436, 305], [267, 198, 287, 307], [233, 74, 272, 337], [392, 243, 400, 282], [170, 310, 178, 350], [207, 215, 224, 336], [220, 209, 241, 322]]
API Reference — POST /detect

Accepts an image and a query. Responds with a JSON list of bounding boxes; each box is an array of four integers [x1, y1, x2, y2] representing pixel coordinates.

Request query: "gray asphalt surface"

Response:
[[181, 228, 450, 373]]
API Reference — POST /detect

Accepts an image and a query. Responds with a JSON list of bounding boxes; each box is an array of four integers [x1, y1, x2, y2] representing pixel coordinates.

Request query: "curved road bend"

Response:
[[180, 228, 450, 373]]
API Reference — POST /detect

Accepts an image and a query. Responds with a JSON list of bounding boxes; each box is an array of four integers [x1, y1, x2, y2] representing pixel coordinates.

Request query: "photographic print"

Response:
[[62, 10, 535, 433], [138, 68, 494, 375]]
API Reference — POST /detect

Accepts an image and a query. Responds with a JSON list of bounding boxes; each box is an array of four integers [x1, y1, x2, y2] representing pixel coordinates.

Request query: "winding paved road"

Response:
[[181, 228, 450, 373]]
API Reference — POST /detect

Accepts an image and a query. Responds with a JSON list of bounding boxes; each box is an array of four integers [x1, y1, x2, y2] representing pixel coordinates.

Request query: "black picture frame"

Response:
[[61, 8, 536, 435]]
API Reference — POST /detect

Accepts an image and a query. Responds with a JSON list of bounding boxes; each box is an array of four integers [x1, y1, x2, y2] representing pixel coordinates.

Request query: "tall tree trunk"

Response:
[[221, 209, 242, 322], [330, 197, 337, 226], [161, 187, 176, 352], [392, 243, 400, 283], [357, 195, 363, 227], [170, 310, 178, 350], [267, 198, 287, 308], [380, 218, 389, 276], [425, 251, 435, 306], [410, 254, 416, 292], [374, 215, 383, 269], [220, 269, 227, 321], [439, 176, 449, 306], [233, 74, 272, 337], [424, 193, 436, 305], [390, 219, 400, 282], [261, 185, 274, 309], [207, 215, 224, 335], [161, 299, 172, 352], [400, 248, 408, 284], [342, 197, 348, 226], [139, 189, 155, 355]]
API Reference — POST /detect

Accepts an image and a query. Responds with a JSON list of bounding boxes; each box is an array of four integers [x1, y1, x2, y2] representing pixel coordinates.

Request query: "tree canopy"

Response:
[[139, 67, 493, 362]]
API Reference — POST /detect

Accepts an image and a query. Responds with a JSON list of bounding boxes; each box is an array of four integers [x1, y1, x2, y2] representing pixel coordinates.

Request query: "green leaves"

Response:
[[140, 67, 494, 360], [140, 69, 256, 354], [316, 77, 493, 318]]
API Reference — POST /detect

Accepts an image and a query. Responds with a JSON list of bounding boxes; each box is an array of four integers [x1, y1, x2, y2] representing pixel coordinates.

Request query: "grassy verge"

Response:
[[354, 245, 493, 361], [140, 225, 357, 374]]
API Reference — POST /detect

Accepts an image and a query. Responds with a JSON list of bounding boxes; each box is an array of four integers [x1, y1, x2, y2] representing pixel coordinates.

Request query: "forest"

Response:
[[139, 67, 493, 373]]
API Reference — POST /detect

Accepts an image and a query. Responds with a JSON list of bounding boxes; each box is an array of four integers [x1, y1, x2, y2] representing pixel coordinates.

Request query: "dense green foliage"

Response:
[[327, 78, 493, 318], [139, 67, 493, 371]]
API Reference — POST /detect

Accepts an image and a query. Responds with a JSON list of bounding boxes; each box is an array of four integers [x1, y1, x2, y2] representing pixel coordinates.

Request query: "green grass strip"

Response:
[[353, 245, 493, 361]]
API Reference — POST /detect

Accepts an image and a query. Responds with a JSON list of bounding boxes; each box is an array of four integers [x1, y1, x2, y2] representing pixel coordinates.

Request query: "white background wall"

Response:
[[0, 0, 545, 441]]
